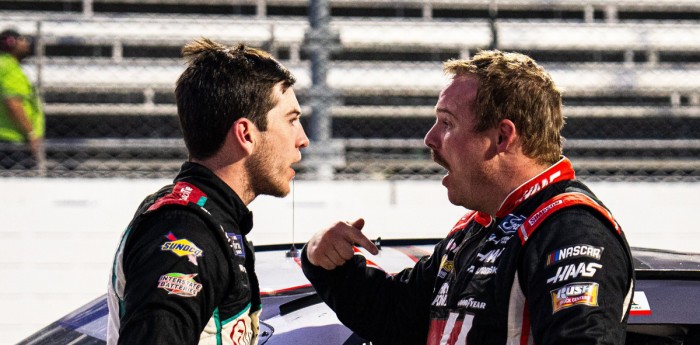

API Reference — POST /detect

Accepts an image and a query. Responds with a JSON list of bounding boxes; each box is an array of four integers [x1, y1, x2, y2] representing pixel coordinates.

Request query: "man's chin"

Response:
[[267, 185, 290, 198]]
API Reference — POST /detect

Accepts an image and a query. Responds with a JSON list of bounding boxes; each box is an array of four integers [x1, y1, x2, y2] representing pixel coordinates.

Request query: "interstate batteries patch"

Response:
[[157, 273, 203, 297]]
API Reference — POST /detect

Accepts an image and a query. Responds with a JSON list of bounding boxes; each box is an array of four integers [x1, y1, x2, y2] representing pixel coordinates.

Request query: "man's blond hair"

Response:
[[444, 50, 564, 165]]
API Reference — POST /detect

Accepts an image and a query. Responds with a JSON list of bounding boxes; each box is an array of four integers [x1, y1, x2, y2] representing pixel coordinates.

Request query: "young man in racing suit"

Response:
[[107, 39, 309, 345], [302, 51, 634, 345]]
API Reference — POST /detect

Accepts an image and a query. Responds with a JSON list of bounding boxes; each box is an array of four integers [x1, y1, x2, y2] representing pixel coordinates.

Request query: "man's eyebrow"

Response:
[[286, 109, 302, 117], [435, 107, 456, 118]]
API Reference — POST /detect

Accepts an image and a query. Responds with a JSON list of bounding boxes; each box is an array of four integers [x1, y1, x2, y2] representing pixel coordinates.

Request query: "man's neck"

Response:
[[191, 157, 255, 205], [489, 159, 551, 216]]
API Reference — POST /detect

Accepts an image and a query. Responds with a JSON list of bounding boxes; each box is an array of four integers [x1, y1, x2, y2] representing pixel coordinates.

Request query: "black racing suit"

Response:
[[302, 158, 634, 345], [107, 162, 261, 345]]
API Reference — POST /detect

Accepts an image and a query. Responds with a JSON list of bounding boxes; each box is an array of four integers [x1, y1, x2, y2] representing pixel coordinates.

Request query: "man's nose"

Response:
[[424, 125, 438, 150], [298, 126, 310, 148]]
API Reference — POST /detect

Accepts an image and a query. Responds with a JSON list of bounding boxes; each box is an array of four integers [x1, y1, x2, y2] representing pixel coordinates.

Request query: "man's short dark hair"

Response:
[[0, 29, 21, 52], [175, 38, 296, 159]]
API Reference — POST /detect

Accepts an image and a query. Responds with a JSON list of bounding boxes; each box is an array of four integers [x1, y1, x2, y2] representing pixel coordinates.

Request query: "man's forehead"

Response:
[[438, 75, 478, 109]]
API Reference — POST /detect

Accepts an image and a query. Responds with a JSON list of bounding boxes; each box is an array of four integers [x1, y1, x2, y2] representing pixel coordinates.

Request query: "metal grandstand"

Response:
[[2, 0, 700, 181]]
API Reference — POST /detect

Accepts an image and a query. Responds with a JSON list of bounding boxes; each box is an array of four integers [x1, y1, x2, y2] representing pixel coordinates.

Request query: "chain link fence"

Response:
[[2, 0, 700, 181]]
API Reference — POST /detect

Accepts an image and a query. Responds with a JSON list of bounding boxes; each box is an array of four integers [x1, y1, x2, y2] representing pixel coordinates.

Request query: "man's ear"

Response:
[[496, 119, 517, 153], [231, 118, 257, 155]]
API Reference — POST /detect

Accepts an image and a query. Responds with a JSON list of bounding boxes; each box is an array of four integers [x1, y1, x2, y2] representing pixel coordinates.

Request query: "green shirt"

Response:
[[0, 53, 44, 142]]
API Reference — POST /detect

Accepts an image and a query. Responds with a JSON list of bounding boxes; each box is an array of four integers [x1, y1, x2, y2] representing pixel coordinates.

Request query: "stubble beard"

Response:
[[431, 149, 492, 211], [244, 138, 290, 198]]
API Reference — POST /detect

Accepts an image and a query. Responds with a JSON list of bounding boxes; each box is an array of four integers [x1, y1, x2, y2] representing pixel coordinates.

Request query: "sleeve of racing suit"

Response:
[[117, 209, 229, 344], [301, 240, 445, 345], [520, 207, 634, 345]]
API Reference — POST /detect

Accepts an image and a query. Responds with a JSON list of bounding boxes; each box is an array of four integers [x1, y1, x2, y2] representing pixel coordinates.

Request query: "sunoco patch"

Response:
[[161, 232, 203, 265]]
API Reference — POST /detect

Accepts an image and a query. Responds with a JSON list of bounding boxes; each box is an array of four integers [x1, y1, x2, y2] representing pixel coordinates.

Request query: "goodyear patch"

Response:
[[157, 273, 203, 297], [227, 233, 245, 258], [162, 232, 203, 265], [546, 245, 604, 266], [550, 282, 599, 313]]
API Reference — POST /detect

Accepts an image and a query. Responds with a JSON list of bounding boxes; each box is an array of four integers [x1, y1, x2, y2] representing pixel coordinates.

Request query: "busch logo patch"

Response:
[[547, 245, 603, 266], [550, 282, 599, 313], [162, 232, 203, 265], [547, 262, 602, 284], [158, 273, 203, 297], [498, 214, 527, 234]]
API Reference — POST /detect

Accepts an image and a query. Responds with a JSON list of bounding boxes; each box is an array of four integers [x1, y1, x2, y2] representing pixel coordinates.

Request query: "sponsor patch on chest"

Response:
[[227, 233, 246, 258], [432, 282, 450, 307], [498, 214, 527, 234], [457, 297, 486, 310]]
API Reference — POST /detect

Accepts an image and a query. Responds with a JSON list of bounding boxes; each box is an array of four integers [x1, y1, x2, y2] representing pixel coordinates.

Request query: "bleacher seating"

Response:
[[1, 0, 699, 180]]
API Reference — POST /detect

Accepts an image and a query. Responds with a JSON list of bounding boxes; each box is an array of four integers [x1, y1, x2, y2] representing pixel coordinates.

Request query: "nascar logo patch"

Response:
[[546, 244, 603, 266], [550, 282, 599, 313]]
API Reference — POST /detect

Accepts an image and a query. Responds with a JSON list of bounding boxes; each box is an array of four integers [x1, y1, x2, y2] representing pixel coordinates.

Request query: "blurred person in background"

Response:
[[0, 28, 44, 169], [107, 38, 309, 345], [302, 51, 635, 345]]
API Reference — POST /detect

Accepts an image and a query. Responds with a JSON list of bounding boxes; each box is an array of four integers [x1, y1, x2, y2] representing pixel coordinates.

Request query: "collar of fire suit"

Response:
[[494, 156, 576, 219], [174, 161, 254, 236]]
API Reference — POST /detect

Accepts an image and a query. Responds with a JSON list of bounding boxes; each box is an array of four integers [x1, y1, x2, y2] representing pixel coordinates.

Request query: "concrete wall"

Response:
[[2, 178, 698, 344]]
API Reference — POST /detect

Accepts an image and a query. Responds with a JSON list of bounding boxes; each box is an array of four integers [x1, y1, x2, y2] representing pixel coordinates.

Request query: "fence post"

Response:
[[304, 0, 343, 179], [34, 20, 47, 176]]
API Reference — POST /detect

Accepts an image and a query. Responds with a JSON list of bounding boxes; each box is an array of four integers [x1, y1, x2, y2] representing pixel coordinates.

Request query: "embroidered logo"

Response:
[[432, 282, 449, 307], [457, 297, 486, 310], [227, 233, 246, 257], [550, 282, 599, 313], [546, 262, 602, 284], [157, 273, 203, 297], [498, 214, 527, 234], [546, 245, 604, 266], [161, 232, 203, 265]]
